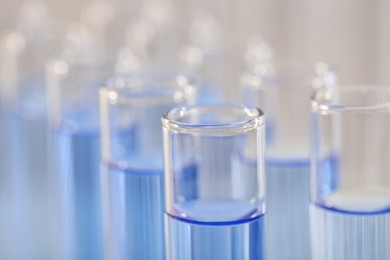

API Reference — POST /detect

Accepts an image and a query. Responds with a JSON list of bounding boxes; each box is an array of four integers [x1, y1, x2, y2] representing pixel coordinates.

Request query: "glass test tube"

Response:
[[0, 1, 61, 258], [162, 104, 265, 260], [311, 85, 390, 260], [100, 72, 196, 260], [47, 50, 115, 260], [241, 60, 336, 260]]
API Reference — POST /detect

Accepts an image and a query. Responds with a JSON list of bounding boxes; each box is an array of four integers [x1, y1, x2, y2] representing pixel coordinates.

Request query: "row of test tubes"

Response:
[[0, 1, 390, 260]]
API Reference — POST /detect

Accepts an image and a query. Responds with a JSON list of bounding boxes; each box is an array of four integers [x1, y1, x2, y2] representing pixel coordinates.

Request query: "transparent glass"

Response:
[[162, 104, 265, 260], [311, 85, 390, 260], [47, 51, 116, 260], [241, 60, 336, 260], [100, 72, 196, 260]]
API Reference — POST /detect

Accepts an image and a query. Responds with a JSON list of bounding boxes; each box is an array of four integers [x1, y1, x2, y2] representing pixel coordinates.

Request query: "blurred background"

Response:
[[0, 0, 389, 259], [0, 0, 388, 86]]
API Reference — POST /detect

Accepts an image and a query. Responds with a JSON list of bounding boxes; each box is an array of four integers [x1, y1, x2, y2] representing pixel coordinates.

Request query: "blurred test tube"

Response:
[[46, 23, 116, 260], [241, 48, 336, 260], [0, 1, 64, 259], [100, 72, 196, 260], [311, 85, 390, 259]]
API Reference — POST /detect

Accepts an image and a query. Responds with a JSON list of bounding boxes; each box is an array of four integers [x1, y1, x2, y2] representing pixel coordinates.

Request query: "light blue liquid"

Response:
[[0, 76, 53, 258], [104, 164, 165, 260], [2, 109, 52, 260], [265, 160, 310, 260], [165, 134, 263, 260], [52, 128, 103, 260], [166, 213, 264, 260], [0, 107, 6, 178], [0, 109, 14, 259], [311, 205, 390, 260]]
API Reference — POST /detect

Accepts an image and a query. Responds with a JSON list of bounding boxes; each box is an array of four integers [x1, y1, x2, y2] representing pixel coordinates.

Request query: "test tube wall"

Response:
[[47, 47, 115, 260], [100, 72, 196, 260], [241, 60, 335, 260], [0, 1, 61, 258], [311, 85, 390, 260], [163, 104, 265, 260]]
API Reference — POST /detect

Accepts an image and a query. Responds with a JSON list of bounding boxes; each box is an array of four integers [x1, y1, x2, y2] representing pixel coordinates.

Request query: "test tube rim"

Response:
[[162, 104, 265, 134], [102, 72, 196, 105], [241, 60, 335, 90], [312, 84, 390, 113]]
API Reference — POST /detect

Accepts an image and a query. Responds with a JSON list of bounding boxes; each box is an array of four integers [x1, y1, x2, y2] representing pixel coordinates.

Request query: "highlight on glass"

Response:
[[99, 72, 196, 260], [241, 60, 336, 260], [310, 85, 390, 260], [162, 104, 265, 260]]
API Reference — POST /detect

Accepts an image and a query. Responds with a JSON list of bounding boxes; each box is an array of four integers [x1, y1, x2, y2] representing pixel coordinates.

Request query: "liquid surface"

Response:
[[166, 214, 264, 260], [311, 204, 390, 260], [264, 159, 310, 260], [320, 187, 390, 213], [174, 199, 259, 223]]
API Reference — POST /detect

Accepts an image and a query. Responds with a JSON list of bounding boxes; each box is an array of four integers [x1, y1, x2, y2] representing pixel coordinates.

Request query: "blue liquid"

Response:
[[0, 76, 54, 258], [52, 129, 103, 260], [264, 160, 310, 260], [0, 109, 14, 259], [311, 204, 390, 260], [104, 164, 165, 260], [0, 108, 6, 177], [166, 214, 264, 260], [3, 109, 52, 260]]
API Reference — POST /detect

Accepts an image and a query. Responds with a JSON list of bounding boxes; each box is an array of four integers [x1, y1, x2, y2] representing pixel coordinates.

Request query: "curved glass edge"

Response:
[[240, 61, 336, 90], [166, 212, 264, 226], [162, 104, 265, 135], [312, 85, 390, 113], [266, 158, 310, 167], [105, 161, 163, 176], [101, 74, 196, 105], [313, 202, 390, 216]]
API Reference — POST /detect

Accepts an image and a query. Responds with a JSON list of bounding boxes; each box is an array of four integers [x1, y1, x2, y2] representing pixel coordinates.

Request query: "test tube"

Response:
[[0, 1, 61, 258], [47, 42, 116, 259], [311, 85, 390, 260], [241, 60, 336, 260], [0, 0, 54, 201], [162, 104, 265, 260], [100, 72, 196, 260]]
